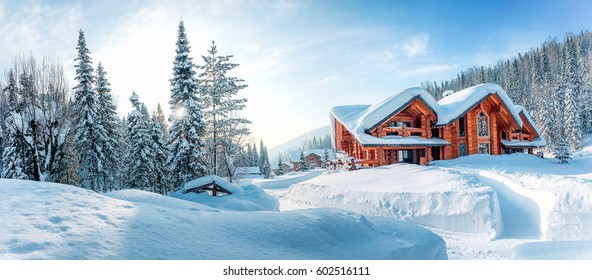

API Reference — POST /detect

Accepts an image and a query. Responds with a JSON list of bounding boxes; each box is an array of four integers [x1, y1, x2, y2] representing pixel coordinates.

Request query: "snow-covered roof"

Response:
[[289, 149, 334, 163], [514, 105, 541, 137], [436, 83, 523, 127], [501, 138, 547, 148], [178, 175, 241, 194], [330, 83, 536, 147]]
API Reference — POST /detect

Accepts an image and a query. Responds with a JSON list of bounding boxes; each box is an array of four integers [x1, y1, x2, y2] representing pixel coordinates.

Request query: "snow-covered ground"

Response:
[[0, 179, 446, 259], [260, 135, 592, 259]]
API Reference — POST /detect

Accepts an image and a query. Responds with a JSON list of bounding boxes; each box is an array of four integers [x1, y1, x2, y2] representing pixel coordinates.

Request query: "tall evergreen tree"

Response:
[[126, 92, 155, 190], [72, 30, 109, 191], [95, 62, 120, 191], [322, 148, 330, 168], [554, 140, 572, 164], [562, 36, 583, 151], [167, 21, 207, 189], [259, 140, 272, 179], [198, 41, 249, 175]]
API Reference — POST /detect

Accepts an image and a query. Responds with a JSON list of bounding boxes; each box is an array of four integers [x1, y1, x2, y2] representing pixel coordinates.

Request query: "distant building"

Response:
[[271, 162, 292, 174], [330, 83, 545, 166], [289, 149, 335, 171]]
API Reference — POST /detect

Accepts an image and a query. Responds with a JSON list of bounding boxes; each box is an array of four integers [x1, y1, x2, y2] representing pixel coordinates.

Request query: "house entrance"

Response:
[[398, 150, 413, 163]]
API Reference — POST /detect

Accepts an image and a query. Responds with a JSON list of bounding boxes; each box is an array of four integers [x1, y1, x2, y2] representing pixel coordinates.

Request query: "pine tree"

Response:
[[1, 69, 29, 180], [72, 30, 109, 191], [95, 62, 120, 192], [150, 111, 170, 194], [554, 140, 572, 164], [259, 140, 272, 179], [198, 40, 249, 175], [298, 151, 307, 172], [562, 36, 583, 152], [275, 154, 285, 176], [167, 21, 207, 189], [252, 143, 260, 167], [322, 148, 330, 168], [126, 92, 155, 190]]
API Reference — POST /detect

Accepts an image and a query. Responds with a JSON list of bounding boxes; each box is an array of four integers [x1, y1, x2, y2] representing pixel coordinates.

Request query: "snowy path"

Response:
[[456, 168, 542, 239]]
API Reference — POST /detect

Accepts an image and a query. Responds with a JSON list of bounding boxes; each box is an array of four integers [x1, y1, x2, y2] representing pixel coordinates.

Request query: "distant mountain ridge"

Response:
[[268, 126, 332, 162]]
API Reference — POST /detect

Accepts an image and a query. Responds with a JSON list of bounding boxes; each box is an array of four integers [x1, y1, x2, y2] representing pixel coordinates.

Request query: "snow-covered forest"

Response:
[[0, 21, 269, 192], [422, 31, 592, 152]]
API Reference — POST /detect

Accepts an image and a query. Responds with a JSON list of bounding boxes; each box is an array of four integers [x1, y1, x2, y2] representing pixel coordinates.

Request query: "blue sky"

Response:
[[1, 0, 591, 147]]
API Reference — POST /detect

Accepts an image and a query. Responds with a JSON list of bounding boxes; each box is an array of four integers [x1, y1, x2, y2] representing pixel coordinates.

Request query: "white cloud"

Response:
[[397, 34, 429, 57]]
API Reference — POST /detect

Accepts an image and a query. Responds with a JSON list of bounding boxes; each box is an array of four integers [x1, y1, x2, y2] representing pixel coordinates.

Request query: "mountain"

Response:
[[268, 125, 332, 162]]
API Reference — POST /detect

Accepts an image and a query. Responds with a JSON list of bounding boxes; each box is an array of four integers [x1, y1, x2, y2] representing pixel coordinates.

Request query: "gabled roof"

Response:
[[514, 105, 541, 137], [179, 175, 239, 194], [330, 87, 438, 138], [436, 83, 523, 127]]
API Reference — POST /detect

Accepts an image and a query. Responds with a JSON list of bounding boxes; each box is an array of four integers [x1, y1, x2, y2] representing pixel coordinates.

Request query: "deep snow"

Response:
[[0, 179, 446, 260], [266, 135, 592, 259]]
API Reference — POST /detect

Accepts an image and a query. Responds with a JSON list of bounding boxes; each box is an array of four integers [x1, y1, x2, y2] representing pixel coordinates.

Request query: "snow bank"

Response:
[[0, 179, 447, 260], [170, 175, 280, 211], [435, 153, 592, 241], [285, 164, 502, 238]]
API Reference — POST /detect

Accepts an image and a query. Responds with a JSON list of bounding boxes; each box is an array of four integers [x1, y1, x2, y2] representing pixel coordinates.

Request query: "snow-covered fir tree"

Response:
[[322, 148, 330, 168], [562, 36, 583, 152], [298, 151, 307, 172], [1, 69, 29, 180], [275, 154, 285, 176], [95, 62, 121, 191], [554, 140, 572, 164], [198, 40, 249, 175], [259, 140, 272, 179], [126, 92, 155, 190], [150, 110, 171, 194], [73, 30, 110, 191], [167, 21, 207, 189]]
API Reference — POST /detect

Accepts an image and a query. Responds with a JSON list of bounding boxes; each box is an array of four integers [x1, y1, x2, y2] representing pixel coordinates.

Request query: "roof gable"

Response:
[[436, 83, 523, 127]]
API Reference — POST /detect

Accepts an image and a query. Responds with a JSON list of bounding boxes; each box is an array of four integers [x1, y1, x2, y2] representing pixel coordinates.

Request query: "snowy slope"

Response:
[[285, 164, 502, 238], [0, 179, 447, 260]]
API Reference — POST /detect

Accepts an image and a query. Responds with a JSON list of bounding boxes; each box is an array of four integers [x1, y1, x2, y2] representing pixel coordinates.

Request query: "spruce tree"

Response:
[[259, 140, 271, 179], [275, 154, 285, 176], [298, 151, 307, 172], [73, 29, 109, 191], [167, 21, 207, 189], [322, 148, 330, 168], [150, 111, 171, 194], [95, 62, 120, 191], [562, 36, 583, 152], [198, 41, 249, 175], [126, 92, 155, 190], [554, 140, 572, 164]]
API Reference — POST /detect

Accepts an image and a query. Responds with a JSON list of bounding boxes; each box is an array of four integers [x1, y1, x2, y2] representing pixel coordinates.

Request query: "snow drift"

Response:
[[285, 164, 502, 238], [0, 179, 447, 260]]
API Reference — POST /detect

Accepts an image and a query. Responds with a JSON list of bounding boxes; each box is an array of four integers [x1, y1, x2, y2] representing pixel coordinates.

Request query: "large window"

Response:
[[477, 112, 489, 137], [459, 116, 466, 137], [459, 143, 467, 157], [478, 143, 490, 154]]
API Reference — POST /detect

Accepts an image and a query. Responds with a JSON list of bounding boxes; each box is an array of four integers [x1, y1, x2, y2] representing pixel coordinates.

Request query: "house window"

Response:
[[478, 143, 490, 154], [389, 121, 396, 127], [459, 116, 466, 137], [459, 143, 467, 157], [478, 112, 489, 137]]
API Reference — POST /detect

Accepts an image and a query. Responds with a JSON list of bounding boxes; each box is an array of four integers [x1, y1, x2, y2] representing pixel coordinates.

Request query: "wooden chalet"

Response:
[[330, 83, 546, 166], [289, 149, 335, 171]]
